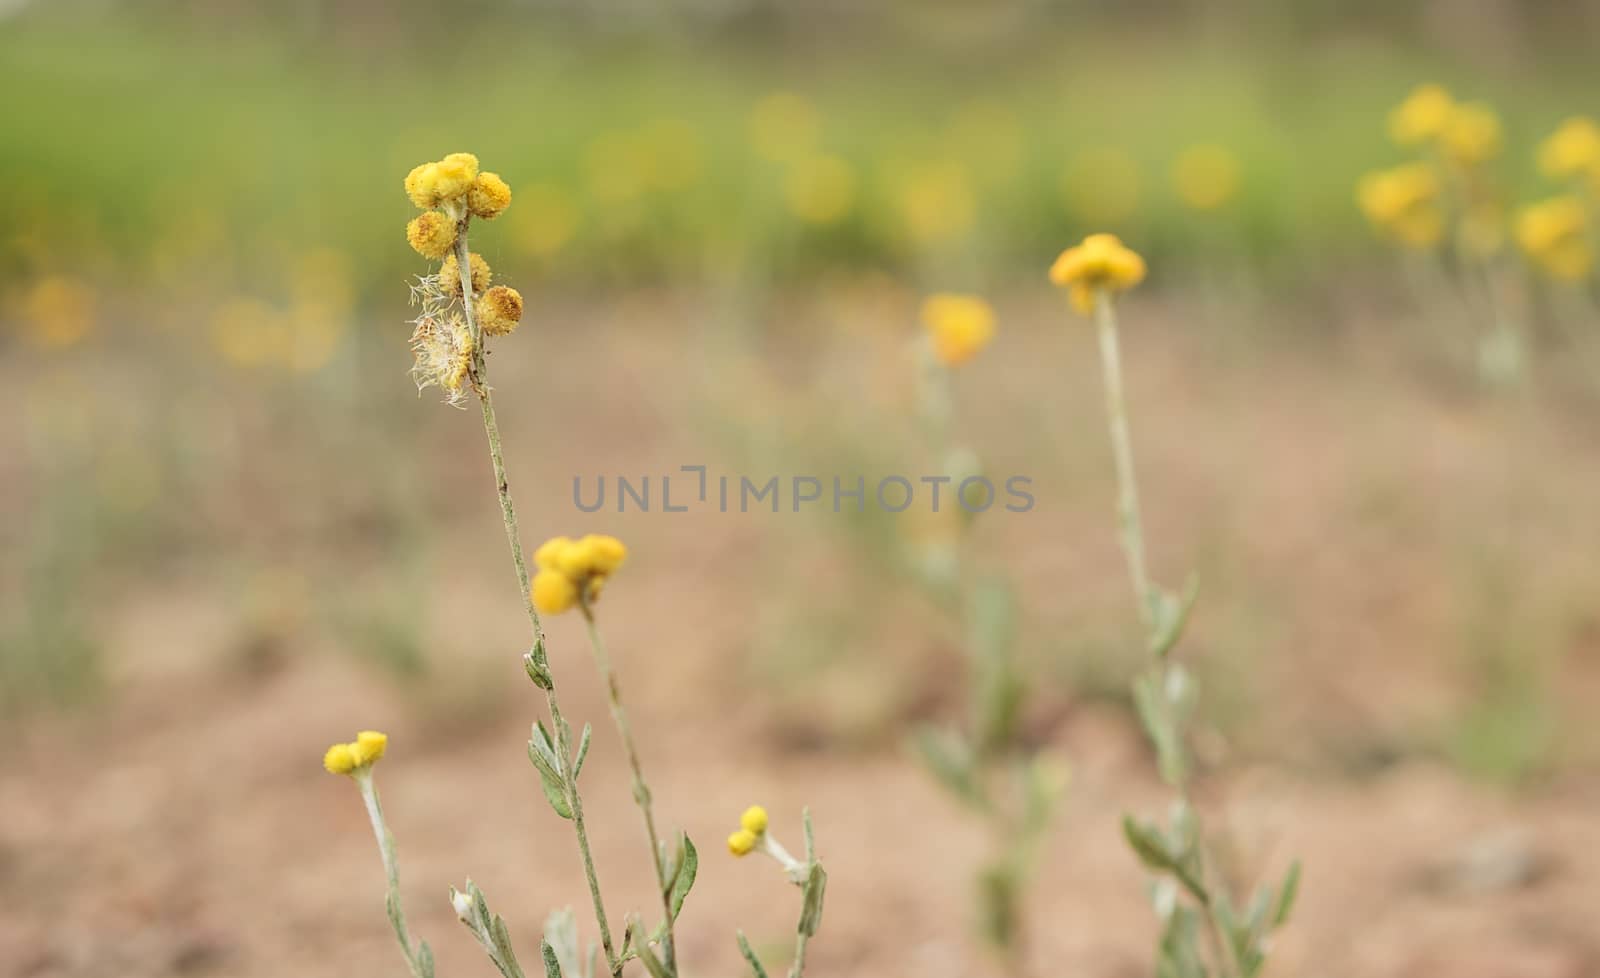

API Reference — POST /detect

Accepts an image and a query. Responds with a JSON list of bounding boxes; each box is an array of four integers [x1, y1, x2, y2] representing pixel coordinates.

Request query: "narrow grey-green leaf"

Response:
[[1122, 815, 1177, 874], [634, 940, 671, 978], [491, 916, 525, 978], [417, 941, 436, 978], [573, 723, 593, 779], [1273, 861, 1302, 927], [798, 863, 827, 937], [669, 834, 698, 920], [736, 931, 770, 978], [541, 940, 564, 978]]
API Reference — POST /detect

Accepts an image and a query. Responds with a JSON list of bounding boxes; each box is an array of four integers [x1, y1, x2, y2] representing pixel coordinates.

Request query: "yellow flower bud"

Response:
[[532, 568, 579, 615], [740, 805, 768, 835], [1049, 233, 1146, 313], [433, 152, 480, 201], [1440, 102, 1501, 166], [354, 730, 388, 765], [476, 286, 524, 337], [534, 536, 574, 571], [920, 293, 996, 367], [439, 252, 492, 298], [1539, 117, 1600, 181], [727, 829, 758, 856], [582, 535, 628, 575], [1388, 84, 1456, 147], [468, 172, 513, 220], [1516, 196, 1593, 282], [407, 211, 458, 260], [323, 742, 359, 775]]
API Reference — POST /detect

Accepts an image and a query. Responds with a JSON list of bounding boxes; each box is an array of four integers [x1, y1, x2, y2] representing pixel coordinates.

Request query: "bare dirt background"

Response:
[[5, 294, 1600, 978]]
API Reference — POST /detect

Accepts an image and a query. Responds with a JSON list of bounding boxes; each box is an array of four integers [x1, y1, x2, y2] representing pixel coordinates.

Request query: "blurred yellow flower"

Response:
[[1357, 163, 1444, 249], [210, 296, 289, 368], [512, 183, 582, 259], [1170, 144, 1240, 211], [1516, 196, 1593, 282], [1049, 233, 1147, 314], [921, 293, 996, 367], [784, 154, 857, 226], [20, 276, 95, 349], [324, 743, 359, 775], [1440, 102, 1501, 166], [1389, 84, 1456, 147], [323, 729, 388, 776], [1061, 147, 1140, 226], [531, 534, 629, 615], [727, 829, 758, 856], [1538, 116, 1600, 181], [639, 119, 703, 192], [749, 92, 820, 164], [740, 805, 769, 835], [898, 161, 976, 245]]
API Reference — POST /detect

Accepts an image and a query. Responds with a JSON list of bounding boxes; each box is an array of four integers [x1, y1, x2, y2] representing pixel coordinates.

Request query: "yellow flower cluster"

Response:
[[1048, 233, 1147, 314], [1516, 196, 1593, 282], [531, 534, 628, 615], [1357, 163, 1444, 249], [920, 293, 995, 367], [403, 152, 514, 259], [727, 805, 768, 856], [323, 730, 389, 775], [1539, 116, 1600, 183], [1388, 84, 1502, 166]]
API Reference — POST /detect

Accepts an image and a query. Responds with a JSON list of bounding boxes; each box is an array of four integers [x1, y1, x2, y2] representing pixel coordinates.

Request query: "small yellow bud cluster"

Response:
[[920, 293, 996, 367], [1357, 163, 1445, 250], [1387, 84, 1501, 166], [727, 805, 769, 856], [323, 730, 389, 775], [1538, 117, 1600, 184], [402, 152, 514, 259], [531, 534, 628, 615], [1516, 196, 1593, 283], [1048, 233, 1147, 314]]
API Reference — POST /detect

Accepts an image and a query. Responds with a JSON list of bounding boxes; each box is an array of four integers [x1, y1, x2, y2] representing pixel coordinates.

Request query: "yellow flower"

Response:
[[784, 154, 857, 226], [1441, 101, 1501, 166], [407, 211, 458, 260], [323, 742, 359, 775], [530, 535, 628, 615], [727, 829, 758, 857], [323, 730, 388, 775], [1357, 163, 1444, 249], [1516, 196, 1593, 282], [439, 251, 492, 298], [920, 293, 996, 367], [468, 172, 513, 220], [405, 162, 443, 209], [740, 805, 769, 835], [1538, 117, 1600, 181], [1049, 233, 1147, 314], [434, 152, 480, 201], [1171, 144, 1240, 211], [532, 569, 579, 615], [476, 285, 524, 337], [354, 730, 388, 765], [1389, 83, 1456, 146], [21, 276, 95, 349]]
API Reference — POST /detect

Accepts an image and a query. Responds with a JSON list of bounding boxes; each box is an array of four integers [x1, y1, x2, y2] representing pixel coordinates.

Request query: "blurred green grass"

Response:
[[3, 6, 1597, 304]]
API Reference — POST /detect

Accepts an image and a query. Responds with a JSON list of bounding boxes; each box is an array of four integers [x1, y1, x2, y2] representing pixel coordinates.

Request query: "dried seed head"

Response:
[[439, 251, 492, 298], [468, 172, 513, 220], [476, 285, 524, 337], [406, 211, 458, 259]]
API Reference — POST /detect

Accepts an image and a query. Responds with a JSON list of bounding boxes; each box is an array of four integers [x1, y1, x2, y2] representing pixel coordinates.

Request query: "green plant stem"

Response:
[[457, 217, 622, 978], [1092, 290, 1239, 978], [580, 605, 677, 974], [1093, 293, 1154, 630], [356, 771, 431, 978]]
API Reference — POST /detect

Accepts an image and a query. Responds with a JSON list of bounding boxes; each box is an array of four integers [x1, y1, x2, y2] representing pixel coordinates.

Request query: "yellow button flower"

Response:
[[323, 729, 390, 776], [740, 805, 769, 835], [1357, 163, 1444, 249], [475, 286, 524, 337], [1440, 102, 1501, 166], [921, 293, 996, 367], [1538, 117, 1600, 181], [532, 569, 579, 614], [1049, 233, 1147, 314], [727, 829, 758, 856], [530, 535, 629, 615], [1516, 196, 1593, 282], [439, 251, 492, 299], [1389, 84, 1456, 147], [468, 172, 513, 220], [406, 211, 458, 260]]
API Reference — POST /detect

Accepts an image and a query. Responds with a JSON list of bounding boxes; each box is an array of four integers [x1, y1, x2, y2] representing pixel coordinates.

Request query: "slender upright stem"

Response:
[[1091, 291, 1238, 978], [580, 605, 677, 973], [1093, 292, 1154, 628], [357, 771, 430, 978], [457, 217, 622, 977]]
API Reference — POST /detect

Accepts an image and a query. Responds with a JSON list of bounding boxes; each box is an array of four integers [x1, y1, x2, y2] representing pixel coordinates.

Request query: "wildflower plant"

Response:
[[320, 152, 825, 978], [909, 292, 1068, 971], [1051, 234, 1301, 978], [727, 806, 829, 978]]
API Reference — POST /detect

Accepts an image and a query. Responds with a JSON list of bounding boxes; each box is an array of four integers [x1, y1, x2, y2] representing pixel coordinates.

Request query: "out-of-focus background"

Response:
[[4, 1, 1600, 976]]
